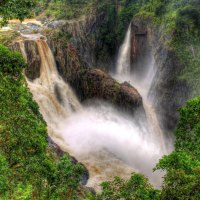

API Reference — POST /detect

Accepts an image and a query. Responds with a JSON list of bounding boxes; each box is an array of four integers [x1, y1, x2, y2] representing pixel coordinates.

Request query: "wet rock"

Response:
[[48, 137, 89, 185], [10, 39, 41, 81], [116, 81, 143, 111], [24, 40, 41, 80], [48, 137, 64, 157]]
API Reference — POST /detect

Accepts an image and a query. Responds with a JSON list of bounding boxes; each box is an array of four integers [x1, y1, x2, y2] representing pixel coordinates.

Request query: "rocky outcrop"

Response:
[[44, 32, 143, 115], [48, 137, 89, 186], [69, 68, 143, 115], [24, 40, 41, 80], [10, 40, 41, 80]]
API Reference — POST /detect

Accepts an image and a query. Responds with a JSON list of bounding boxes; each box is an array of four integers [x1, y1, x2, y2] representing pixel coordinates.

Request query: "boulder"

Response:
[[69, 68, 143, 115]]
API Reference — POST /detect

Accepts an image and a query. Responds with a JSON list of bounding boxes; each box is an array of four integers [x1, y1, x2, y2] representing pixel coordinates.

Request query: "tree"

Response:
[[86, 174, 160, 200], [0, 0, 37, 25], [154, 97, 200, 199]]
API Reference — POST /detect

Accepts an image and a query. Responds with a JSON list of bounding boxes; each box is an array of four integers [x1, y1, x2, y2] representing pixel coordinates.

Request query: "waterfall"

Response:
[[19, 36, 81, 130], [113, 25, 172, 153], [19, 34, 171, 191], [116, 25, 131, 75]]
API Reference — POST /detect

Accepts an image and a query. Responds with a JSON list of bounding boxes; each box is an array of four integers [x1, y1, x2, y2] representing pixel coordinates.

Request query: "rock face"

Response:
[[130, 21, 151, 77], [10, 40, 41, 80], [45, 31, 143, 115], [55, 13, 116, 70], [24, 40, 41, 80], [69, 68, 143, 115], [130, 17, 191, 132]]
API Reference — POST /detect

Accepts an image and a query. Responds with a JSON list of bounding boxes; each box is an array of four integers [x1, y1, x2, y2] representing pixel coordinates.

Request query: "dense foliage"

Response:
[[36, 0, 94, 20], [141, 0, 200, 95], [155, 97, 200, 199], [0, 45, 85, 199], [86, 174, 160, 200], [0, 0, 37, 26]]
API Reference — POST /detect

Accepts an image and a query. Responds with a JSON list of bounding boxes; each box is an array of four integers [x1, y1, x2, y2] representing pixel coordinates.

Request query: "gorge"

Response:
[[16, 30, 171, 190], [0, 0, 200, 199]]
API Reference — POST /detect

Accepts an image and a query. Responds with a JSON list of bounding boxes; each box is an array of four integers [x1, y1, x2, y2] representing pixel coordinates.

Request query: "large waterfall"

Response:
[[19, 34, 171, 191]]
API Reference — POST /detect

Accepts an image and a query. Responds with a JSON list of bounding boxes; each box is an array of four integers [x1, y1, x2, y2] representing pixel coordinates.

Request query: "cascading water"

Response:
[[114, 25, 172, 156], [116, 25, 131, 75], [19, 32, 171, 191]]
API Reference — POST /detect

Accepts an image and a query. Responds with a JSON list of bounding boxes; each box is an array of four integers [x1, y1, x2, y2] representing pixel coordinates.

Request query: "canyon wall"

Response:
[[130, 17, 191, 132], [49, 15, 192, 133]]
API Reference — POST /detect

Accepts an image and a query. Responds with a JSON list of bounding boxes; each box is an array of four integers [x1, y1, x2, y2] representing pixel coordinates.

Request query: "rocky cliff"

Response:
[[49, 14, 191, 132], [10, 39, 41, 80], [130, 17, 191, 132], [45, 12, 117, 71]]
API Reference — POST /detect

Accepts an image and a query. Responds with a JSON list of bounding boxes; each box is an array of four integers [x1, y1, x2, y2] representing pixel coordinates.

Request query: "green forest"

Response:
[[0, 0, 200, 199]]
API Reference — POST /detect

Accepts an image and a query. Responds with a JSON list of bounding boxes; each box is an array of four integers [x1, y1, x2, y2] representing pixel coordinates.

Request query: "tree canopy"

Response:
[[0, 0, 37, 25]]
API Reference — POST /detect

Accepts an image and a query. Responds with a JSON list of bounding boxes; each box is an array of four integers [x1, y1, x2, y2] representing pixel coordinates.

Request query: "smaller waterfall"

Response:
[[116, 25, 131, 75], [113, 23, 173, 167]]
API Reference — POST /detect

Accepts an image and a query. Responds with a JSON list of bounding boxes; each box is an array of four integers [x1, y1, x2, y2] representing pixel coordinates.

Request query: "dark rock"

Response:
[[24, 40, 41, 80], [10, 40, 41, 81], [131, 17, 191, 132], [46, 13, 115, 71], [48, 137, 89, 185], [70, 68, 143, 115], [48, 137, 64, 157]]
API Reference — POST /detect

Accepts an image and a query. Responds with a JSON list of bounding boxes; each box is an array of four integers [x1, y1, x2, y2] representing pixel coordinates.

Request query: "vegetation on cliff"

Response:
[[36, 0, 94, 20], [140, 0, 200, 95]]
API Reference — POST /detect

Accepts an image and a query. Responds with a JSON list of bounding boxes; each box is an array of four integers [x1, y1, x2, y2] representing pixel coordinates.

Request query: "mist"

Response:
[[58, 101, 167, 189], [20, 34, 173, 191]]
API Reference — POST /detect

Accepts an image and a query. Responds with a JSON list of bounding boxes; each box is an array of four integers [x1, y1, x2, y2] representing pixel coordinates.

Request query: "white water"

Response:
[[114, 25, 172, 158], [19, 33, 172, 191], [116, 25, 131, 75]]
